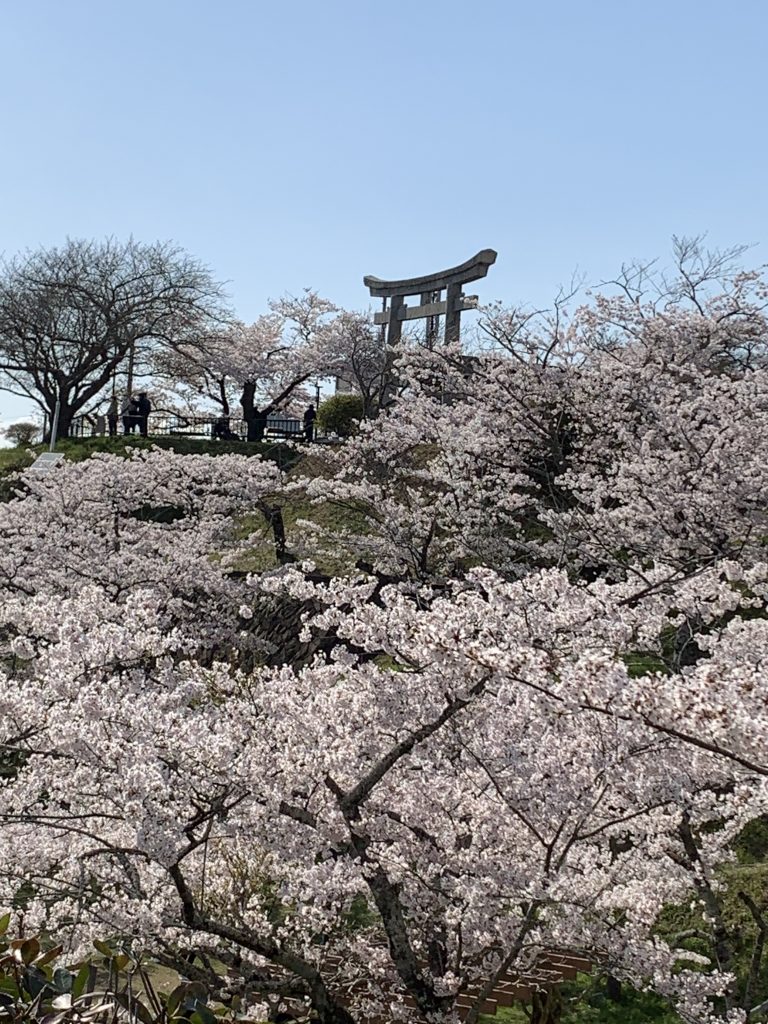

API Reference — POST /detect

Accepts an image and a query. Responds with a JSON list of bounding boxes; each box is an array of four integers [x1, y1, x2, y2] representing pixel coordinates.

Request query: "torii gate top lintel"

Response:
[[363, 248, 497, 298]]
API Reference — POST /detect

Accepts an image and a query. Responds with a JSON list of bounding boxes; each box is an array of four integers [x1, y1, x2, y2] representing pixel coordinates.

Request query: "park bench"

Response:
[[165, 416, 244, 441], [265, 416, 304, 439]]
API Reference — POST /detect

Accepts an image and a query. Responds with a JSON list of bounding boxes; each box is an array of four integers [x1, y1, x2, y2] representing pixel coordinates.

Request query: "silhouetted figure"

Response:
[[107, 396, 119, 437], [303, 403, 316, 442], [137, 393, 151, 437], [122, 395, 137, 434], [213, 416, 239, 441]]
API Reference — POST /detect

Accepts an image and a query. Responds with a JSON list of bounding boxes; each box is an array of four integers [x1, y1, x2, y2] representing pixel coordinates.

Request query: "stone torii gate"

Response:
[[364, 248, 497, 347]]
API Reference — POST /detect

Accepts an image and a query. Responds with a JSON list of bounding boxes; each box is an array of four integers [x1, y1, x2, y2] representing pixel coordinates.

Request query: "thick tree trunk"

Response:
[[241, 382, 267, 442], [43, 401, 75, 442], [56, 407, 76, 440], [247, 412, 267, 442]]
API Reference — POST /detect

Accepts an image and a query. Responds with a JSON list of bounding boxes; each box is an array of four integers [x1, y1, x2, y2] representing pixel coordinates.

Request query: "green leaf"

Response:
[[92, 939, 113, 958], [23, 964, 48, 998], [167, 984, 189, 1016], [71, 963, 96, 998], [113, 990, 156, 1024], [52, 968, 73, 994], [0, 978, 19, 997], [165, 983, 211, 1023], [173, 982, 207, 1013], [0, 913, 10, 937], [189, 1005, 218, 1024]]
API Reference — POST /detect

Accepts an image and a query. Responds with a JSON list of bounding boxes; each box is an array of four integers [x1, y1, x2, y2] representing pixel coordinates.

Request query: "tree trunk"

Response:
[[43, 401, 76, 442], [530, 988, 563, 1024], [56, 406, 76, 440], [606, 975, 622, 1002], [241, 382, 267, 442], [258, 501, 289, 563], [218, 376, 230, 417], [245, 411, 266, 442]]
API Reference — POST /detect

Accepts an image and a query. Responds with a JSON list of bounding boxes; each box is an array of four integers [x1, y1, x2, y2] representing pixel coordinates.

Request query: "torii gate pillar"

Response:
[[364, 249, 497, 347]]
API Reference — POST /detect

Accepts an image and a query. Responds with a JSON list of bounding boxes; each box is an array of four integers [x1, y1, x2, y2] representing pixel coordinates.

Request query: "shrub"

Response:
[[317, 394, 364, 437], [0, 917, 230, 1024]]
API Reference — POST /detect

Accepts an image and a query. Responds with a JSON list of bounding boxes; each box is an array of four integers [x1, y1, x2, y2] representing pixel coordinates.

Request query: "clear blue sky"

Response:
[[1, 0, 767, 422]]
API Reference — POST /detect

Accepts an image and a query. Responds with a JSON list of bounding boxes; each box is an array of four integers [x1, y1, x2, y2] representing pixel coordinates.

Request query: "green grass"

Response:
[[476, 977, 683, 1024], [0, 446, 36, 472], [235, 492, 371, 575], [52, 434, 302, 468]]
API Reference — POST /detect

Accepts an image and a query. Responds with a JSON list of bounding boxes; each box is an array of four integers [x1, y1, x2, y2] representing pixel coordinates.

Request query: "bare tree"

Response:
[[0, 238, 228, 438]]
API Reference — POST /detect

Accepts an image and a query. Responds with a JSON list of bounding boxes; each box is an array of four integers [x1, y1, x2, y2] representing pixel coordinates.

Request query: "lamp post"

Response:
[[49, 394, 61, 453], [126, 339, 136, 398]]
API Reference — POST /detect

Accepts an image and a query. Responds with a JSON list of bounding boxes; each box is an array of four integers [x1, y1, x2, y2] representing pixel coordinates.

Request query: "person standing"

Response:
[[107, 395, 119, 437], [129, 397, 141, 433], [137, 393, 151, 438], [121, 395, 134, 435], [303, 403, 316, 442]]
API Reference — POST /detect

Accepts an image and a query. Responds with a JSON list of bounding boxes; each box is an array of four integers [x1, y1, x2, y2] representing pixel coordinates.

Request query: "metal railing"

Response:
[[70, 413, 323, 442]]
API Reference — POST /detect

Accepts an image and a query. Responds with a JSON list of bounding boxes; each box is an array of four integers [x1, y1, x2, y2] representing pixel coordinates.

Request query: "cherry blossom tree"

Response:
[[164, 292, 343, 441], [0, 448, 284, 657], [297, 239, 768, 588], [297, 340, 578, 580], [162, 296, 392, 440], [1, 552, 761, 1024], [151, 340, 237, 420], [4, 240, 768, 1024], [0, 461, 764, 1023]]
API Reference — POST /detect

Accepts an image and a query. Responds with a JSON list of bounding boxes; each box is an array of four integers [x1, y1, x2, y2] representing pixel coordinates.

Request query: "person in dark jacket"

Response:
[[107, 396, 119, 437], [122, 395, 136, 434], [213, 416, 239, 441], [137, 393, 151, 437], [303, 403, 316, 442]]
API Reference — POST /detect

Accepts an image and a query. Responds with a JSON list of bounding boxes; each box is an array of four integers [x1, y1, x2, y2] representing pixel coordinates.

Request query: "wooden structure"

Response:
[[426, 951, 593, 1019], [322, 949, 591, 1020], [364, 249, 497, 348]]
